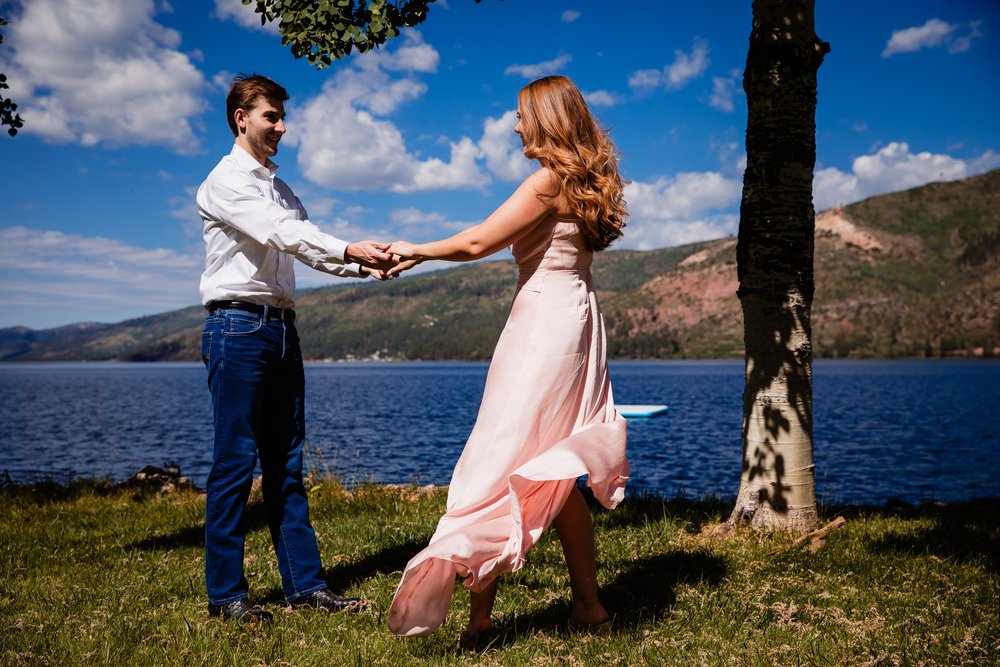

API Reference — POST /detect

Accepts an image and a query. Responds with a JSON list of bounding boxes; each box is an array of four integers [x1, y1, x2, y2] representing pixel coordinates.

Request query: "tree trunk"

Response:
[[727, 0, 829, 533]]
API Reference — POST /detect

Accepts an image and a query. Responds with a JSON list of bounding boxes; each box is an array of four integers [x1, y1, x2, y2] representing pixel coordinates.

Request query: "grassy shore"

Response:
[[1, 478, 997, 666]]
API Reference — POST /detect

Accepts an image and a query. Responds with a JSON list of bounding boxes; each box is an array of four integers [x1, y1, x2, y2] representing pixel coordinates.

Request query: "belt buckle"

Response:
[[266, 305, 289, 321]]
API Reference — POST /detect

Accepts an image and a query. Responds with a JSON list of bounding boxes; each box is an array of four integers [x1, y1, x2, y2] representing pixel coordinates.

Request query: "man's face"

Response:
[[235, 96, 286, 165]]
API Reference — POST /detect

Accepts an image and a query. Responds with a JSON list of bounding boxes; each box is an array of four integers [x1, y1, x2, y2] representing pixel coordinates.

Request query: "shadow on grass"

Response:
[[590, 487, 732, 534], [602, 549, 728, 623], [469, 548, 728, 650], [257, 539, 427, 605], [0, 478, 121, 506], [126, 499, 269, 551], [860, 497, 1000, 574], [322, 540, 427, 589]]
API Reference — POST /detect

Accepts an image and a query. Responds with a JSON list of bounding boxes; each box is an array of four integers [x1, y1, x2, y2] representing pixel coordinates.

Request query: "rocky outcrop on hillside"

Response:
[[600, 170, 999, 359]]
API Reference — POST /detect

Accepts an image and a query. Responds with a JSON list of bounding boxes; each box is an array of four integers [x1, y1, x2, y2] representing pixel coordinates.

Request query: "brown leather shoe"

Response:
[[208, 599, 273, 623], [289, 588, 363, 612]]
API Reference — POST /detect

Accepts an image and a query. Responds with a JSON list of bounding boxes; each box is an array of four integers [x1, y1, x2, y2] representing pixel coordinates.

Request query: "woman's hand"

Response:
[[388, 240, 418, 259], [387, 256, 423, 278]]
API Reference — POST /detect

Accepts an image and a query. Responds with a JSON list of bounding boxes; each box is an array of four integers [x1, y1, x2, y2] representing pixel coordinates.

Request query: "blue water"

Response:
[[1, 360, 998, 505]]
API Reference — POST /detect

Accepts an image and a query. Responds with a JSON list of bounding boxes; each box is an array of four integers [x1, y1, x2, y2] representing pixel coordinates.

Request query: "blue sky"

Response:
[[0, 0, 997, 330]]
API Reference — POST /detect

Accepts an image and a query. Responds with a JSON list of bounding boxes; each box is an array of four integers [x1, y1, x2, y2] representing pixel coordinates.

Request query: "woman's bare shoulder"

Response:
[[520, 166, 553, 189], [523, 166, 573, 215]]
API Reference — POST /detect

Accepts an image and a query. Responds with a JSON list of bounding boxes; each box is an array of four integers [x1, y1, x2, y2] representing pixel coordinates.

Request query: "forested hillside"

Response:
[[2, 170, 997, 361]]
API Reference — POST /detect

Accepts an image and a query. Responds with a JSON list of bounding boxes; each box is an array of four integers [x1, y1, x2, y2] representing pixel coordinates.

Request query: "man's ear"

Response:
[[233, 108, 246, 134]]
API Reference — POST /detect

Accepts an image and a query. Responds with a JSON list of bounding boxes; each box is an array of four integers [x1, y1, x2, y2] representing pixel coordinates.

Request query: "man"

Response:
[[197, 73, 394, 623]]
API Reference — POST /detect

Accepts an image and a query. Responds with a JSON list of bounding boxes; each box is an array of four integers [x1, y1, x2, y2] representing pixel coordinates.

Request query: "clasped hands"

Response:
[[345, 241, 422, 281]]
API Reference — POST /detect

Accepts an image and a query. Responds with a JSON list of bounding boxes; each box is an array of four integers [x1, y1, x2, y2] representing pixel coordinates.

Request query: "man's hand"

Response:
[[346, 241, 397, 270]]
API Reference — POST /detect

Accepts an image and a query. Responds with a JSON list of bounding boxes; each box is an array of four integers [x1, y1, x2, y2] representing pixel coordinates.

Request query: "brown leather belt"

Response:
[[207, 301, 295, 321]]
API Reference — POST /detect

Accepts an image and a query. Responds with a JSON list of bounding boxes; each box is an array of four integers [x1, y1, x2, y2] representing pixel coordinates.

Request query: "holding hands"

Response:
[[387, 241, 424, 279], [347, 240, 394, 268], [346, 240, 398, 281], [344, 239, 424, 281]]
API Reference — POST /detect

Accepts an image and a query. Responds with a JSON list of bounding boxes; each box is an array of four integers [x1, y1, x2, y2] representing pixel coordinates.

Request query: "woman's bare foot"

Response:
[[567, 605, 611, 634], [458, 619, 495, 651]]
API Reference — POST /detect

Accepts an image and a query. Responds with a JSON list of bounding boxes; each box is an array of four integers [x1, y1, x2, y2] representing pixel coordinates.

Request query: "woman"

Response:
[[386, 75, 629, 647]]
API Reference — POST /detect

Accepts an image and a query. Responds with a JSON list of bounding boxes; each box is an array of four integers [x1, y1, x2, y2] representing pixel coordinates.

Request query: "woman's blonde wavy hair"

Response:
[[518, 75, 628, 251]]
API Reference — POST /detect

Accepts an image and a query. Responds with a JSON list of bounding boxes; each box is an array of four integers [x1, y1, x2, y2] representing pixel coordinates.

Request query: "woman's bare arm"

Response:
[[390, 168, 557, 262]]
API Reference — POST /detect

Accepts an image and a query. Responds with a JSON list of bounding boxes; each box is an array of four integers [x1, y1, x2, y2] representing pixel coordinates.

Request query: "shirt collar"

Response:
[[230, 143, 278, 176]]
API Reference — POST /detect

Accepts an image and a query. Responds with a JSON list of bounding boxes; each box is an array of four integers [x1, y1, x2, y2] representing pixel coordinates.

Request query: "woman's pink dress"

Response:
[[388, 215, 629, 636]]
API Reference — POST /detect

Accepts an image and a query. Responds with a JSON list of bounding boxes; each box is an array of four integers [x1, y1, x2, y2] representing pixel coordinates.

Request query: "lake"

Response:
[[1, 360, 998, 506]]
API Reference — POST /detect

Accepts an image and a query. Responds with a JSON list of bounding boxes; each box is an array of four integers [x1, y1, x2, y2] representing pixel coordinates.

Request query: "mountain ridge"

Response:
[[3, 170, 998, 361]]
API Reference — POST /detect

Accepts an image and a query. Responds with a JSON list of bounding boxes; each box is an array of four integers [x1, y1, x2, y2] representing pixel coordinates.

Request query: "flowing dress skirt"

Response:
[[388, 263, 629, 636]]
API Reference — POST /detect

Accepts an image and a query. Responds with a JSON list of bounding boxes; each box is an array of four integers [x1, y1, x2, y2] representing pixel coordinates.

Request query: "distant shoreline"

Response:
[[3, 472, 998, 515]]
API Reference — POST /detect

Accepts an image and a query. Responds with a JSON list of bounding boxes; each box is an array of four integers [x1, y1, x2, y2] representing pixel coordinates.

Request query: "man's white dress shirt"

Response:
[[198, 144, 363, 308]]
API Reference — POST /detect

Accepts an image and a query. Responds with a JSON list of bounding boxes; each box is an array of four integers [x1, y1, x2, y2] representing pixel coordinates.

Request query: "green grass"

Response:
[[1, 480, 997, 666]]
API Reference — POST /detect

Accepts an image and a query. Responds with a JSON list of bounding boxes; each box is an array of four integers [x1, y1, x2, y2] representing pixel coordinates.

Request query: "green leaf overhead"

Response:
[[244, 0, 436, 68], [1, 17, 25, 137]]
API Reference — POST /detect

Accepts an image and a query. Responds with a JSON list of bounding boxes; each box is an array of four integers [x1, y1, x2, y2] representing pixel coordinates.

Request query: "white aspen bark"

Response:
[[730, 290, 817, 532]]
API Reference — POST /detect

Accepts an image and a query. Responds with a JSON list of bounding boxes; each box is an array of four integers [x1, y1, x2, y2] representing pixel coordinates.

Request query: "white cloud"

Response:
[[0, 226, 202, 326], [969, 150, 1000, 174], [712, 140, 746, 176], [213, 0, 279, 34], [813, 142, 1000, 210], [882, 19, 953, 57], [289, 39, 534, 193], [478, 110, 535, 183], [211, 70, 237, 93], [287, 32, 490, 193], [946, 20, 983, 54], [561, 10, 581, 23], [504, 53, 573, 79], [411, 136, 488, 191], [709, 76, 737, 112], [610, 142, 1000, 251], [584, 90, 623, 108], [167, 185, 203, 239], [2, 0, 206, 152], [881, 18, 983, 58], [622, 172, 742, 250], [367, 33, 441, 73], [629, 39, 710, 92], [628, 69, 660, 89], [384, 207, 477, 234], [391, 208, 450, 226]]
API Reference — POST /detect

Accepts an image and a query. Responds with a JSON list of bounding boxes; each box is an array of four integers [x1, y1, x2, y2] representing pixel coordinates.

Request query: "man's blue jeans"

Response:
[[201, 307, 326, 605]]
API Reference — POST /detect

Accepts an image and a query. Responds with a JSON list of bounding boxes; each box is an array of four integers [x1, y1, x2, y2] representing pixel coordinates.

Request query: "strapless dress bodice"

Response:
[[512, 216, 592, 274]]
